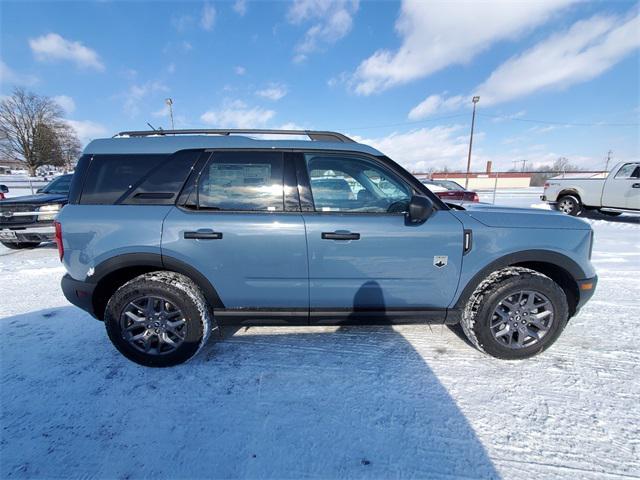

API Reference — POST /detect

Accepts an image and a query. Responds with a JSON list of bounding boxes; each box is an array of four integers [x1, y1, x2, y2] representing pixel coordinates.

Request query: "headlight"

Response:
[[38, 204, 61, 221]]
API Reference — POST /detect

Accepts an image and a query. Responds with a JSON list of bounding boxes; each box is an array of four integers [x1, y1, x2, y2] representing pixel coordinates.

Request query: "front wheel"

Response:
[[460, 267, 569, 360], [104, 271, 214, 367]]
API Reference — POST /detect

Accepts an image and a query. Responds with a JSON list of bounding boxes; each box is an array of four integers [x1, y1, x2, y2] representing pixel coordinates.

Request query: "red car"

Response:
[[422, 180, 479, 203]]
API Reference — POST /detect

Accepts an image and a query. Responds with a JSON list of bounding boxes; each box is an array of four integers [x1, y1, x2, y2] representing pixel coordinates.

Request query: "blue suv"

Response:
[[57, 129, 597, 367]]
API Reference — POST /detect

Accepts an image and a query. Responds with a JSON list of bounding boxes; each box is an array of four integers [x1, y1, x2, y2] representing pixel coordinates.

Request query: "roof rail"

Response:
[[114, 129, 355, 143]]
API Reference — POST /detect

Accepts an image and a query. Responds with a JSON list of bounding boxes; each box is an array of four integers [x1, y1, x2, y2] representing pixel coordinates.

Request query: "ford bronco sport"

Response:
[[57, 129, 597, 367]]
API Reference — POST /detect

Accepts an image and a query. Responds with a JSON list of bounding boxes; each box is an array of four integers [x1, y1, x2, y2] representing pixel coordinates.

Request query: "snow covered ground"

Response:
[[1, 194, 639, 479]]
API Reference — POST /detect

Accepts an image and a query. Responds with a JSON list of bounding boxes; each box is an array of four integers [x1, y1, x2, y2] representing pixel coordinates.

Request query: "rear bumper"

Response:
[[61, 274, 97, 318], [0, 225, 54, 243], [540, 195, 557, 204], [576, 275, 597, 312]]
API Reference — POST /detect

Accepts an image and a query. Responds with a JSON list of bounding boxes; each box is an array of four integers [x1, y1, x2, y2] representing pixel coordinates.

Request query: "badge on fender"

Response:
[[433, 256, 448, 268]]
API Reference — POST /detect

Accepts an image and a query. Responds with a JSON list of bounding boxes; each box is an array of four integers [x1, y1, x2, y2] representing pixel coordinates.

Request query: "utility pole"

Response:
[[521, 159, 528, 172], [605, 150, 612, 172], [464, 96, 480, 189], [165, 98, 175, 131]]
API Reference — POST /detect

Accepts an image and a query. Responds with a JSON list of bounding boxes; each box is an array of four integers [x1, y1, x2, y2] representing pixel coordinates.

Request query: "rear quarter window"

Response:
[[80, 151, 199, 205]]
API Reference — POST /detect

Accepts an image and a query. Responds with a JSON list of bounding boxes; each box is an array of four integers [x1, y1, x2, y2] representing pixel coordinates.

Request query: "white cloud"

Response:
[[255, 83, 288, 101], [352, 126, 471, 172], [350, 0, 576, 95], [53, 95, 75, 113], [29, 33, 104, 71], [234, 66, 246, 75], [0, 60, 39, 86], [172, 14, 194, 32], [167, 63, 176, 74], [475, 12, 640, 106], [408, 11, 640, 118], [65, 119, 108, 145], [201, 3, 216, 31], [233, 0, 247, 16], [408, 94, 466, 120], [200, 100, 275, 128], [287, 0, 359, 61], [121, 81, 169, 118]]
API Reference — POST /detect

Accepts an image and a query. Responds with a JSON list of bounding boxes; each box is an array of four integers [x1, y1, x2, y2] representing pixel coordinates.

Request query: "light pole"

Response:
[[464, 96, 480, 189], [165, 98, 175, 131]]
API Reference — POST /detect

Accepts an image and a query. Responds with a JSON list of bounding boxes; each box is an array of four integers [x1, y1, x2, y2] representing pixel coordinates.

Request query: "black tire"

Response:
[[104, 271, 214, 367], [599, 210, 622, 217], [460, 267, 569, 360], [1, 241, 41, 249], [555, 195, 581, 216]]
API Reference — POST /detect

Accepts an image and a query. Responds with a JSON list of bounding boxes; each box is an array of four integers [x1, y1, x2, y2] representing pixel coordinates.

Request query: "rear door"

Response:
[[297, 152, 464, 322], [161, 151, 309, 317]]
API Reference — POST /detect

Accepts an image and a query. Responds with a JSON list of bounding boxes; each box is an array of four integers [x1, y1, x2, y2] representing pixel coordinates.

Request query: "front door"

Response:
[[298, 152, 464, 322], [162, 151, 308, 315], [602, 163, 640, 210]]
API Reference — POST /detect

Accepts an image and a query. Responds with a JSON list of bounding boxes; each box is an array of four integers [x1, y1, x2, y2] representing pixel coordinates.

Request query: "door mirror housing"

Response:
[[0, 185, 8, 194], [36, 187, 44, 194], [407, 195, 434, 224]]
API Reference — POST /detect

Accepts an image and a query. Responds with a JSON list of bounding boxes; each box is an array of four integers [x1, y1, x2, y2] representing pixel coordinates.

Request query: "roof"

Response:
[[83, 134, 384, 157]]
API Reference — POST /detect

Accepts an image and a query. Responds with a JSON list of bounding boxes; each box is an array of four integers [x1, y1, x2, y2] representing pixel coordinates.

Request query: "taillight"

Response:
[[543, 182, 549, 189], [54, 221, 63, 260], [472, 193, 479, 202]]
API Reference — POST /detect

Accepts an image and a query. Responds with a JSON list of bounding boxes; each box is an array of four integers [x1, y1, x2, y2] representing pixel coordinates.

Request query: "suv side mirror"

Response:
[[0, 185, 8, 194], [36, 187, 44, 194], [407, 195, 434, 224]]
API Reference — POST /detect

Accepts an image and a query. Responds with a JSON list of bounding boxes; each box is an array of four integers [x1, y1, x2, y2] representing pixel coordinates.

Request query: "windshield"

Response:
[[42, 175, 73, 194], [435, 180, 464, 190]]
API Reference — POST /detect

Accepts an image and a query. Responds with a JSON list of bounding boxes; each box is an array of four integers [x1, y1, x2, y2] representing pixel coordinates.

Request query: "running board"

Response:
[[599, 208, 639, 214]]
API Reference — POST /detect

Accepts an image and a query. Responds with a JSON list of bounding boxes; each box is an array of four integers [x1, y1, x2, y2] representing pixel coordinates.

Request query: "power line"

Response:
[[478, 113, 639, 127], [338, 113, 469, 131]]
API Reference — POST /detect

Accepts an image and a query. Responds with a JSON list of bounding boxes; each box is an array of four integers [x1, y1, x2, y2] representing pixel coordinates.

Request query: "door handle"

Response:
[[632, 183, 640, 188], [184, 230, 223, 240], [321, 231, 360, 241]]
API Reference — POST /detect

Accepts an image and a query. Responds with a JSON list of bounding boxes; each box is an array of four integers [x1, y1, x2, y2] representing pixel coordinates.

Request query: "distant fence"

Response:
[[0, 178, 50, 196], [414, 170, 607, 188], [412, 170, 608, 204]]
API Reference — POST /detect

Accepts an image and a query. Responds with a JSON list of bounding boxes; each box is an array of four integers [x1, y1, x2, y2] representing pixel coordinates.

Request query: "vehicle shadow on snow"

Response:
[[0, 287, 499, 479], [578, 209, 639, 224]]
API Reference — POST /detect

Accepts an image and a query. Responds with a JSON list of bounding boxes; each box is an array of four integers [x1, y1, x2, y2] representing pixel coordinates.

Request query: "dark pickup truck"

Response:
[[0, 174, 72, 249]]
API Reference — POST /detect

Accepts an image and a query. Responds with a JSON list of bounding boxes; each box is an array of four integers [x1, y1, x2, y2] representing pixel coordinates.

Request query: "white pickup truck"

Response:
[[542, 162, 640, 216]]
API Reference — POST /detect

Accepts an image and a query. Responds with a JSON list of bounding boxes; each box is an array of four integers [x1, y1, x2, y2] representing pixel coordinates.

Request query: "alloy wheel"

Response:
[[119, 296, 187, 355], [490, 290, 554, 349]]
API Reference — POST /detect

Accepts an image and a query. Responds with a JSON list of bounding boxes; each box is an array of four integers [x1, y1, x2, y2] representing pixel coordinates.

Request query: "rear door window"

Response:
[[196, 151, 284, 211]]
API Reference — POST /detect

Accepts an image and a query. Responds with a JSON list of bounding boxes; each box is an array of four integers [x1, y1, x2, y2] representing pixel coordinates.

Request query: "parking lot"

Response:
[[1, 192, 639, 479]]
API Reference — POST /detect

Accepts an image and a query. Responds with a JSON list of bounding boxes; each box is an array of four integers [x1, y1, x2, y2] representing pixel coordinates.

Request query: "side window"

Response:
[[124, 150, 201, 205], [197, 151, 284, 211], [80, 154, 168, 205], [614, 163, 639, 179], [305, 154, 411, 213]]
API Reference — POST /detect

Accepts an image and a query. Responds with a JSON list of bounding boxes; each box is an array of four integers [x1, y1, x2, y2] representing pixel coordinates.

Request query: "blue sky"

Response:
[[1, 0, 638, 172]]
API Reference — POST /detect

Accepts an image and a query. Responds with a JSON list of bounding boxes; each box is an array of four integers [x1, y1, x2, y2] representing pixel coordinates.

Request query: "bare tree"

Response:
[[0, 88, 79, 175], [57, 123, 82, 170]]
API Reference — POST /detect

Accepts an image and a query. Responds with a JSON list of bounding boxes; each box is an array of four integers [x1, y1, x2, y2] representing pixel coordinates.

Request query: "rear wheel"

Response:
[[1, 241, 41, 249], [104, 271, 214, 367], [555, 195, 581, 216], [461, 267, 569, 360]]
